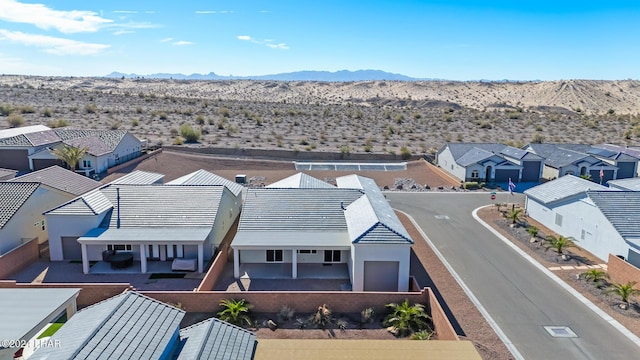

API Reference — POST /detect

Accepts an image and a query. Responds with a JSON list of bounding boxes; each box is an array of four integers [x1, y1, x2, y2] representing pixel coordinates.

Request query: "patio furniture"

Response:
[[102, 249, 116, 261], [171, 258, 197, 271], [106, 252, 134, 269]]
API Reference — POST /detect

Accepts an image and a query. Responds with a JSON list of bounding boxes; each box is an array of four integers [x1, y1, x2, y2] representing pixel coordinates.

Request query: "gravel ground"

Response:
[[478, 206, 640, 339]]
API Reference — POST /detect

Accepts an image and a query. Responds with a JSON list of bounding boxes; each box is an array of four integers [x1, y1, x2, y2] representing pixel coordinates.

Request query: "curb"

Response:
[[397, 209, 525, 360], [472, 205, 640, 348]]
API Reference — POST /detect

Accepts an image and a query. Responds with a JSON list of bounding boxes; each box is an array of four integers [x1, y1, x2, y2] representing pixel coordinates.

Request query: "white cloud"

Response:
[[0, 29, 109, 55], [196, 10, 234, 14], [113, 10, 137, 14], [145, 11, 155, 14], [0, 0, 113, 33], [173, 40, 193, 46], [0, 53, 59, 74], [195, 11, 215, 14], [260, 10, 272, 13], [237, 35, 288, 50], [113, 30, 133, 35], [160, 37, 173, 42]]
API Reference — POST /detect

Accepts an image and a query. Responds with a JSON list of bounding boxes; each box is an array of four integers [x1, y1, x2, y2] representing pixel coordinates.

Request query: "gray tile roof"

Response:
[[238, 188, 363, 231], [30, 291, 184, 360], [0, 125, 50, 140], [0, 182, 39, 228], [178, 318, 257, 360], [267, 172, 335, 189], [110, 170, 164, 185], [54, 129, 128, 152], [337, 175, 413, 244], [63, 136, 113, 156], [525, 143, 637, 166], [24, 130, 61, 146], [46, 189, 113, 216], [587, 191, 640, 242], [0, 168, 17, 180], [167, 169, 243, 197], [0, 128, 134, 153], [596, 144, 640, 160], [9, 165, 101, 196], [524, 175, 609, 204], [608, 177, 640, 191], [440, 143, 539, 166]]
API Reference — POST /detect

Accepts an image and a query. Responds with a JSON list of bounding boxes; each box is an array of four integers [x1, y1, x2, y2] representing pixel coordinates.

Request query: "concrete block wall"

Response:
[[0, 238, 38, 279], [608, 254, 640, 289]]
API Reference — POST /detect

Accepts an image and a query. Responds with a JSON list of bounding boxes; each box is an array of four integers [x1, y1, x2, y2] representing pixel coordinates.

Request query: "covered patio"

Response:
[[236, 263, 350, 279], [77, 227, 211, 274]]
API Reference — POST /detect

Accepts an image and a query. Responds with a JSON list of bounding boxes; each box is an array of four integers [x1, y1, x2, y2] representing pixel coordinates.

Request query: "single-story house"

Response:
[[523, 143, 638, 182], [231, 173, 413, 292], [45, 173, 241, 274], [29, 291, 256, 360], [267, 172, 336, 188], [596, 143, 640, 176], [109, 170, 165, 185], [167, 169, 244, 203], [0, 288, 80, 359], [525, 175, 640, 266], [436, 143, 544, 183], [0, 127, 143, 174], [608, 177, 640, 191]]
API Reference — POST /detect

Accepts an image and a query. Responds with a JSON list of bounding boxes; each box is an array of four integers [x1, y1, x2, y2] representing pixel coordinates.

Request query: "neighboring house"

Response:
[[1, 166, 102, 249], [167, 169, 244, 203], [110, 170, 165, 185], [231, 173, 413, 292], [0, 288, 80, 360], [523, 143, 639, 182], [608, 177, 640, 191], [597, 143, 640, 176], [436, 143, 544, 183], [0, 168, 17, 181], [524, 175, 640, 266], [45, 177, 241, 274], [267, 172, 336, 188], [29, 291, 256, 360], [0, 127, 143, 174]]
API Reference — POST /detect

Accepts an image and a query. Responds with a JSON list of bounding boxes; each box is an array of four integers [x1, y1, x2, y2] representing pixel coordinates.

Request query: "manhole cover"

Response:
[[434, 215, 450, 220], [543, 326, 578, 338]]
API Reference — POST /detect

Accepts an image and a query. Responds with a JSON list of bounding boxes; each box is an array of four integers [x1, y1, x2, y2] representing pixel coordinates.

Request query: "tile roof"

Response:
[[238, 188, 362, 232], [110, 170, 164, 185], [267, 173, 335, 189], [29, 291, 184, 360], [587, 191, 640, 242], [0, 182, 39, 228], [0, 128, 134, 153], [525, 143, 638, 167], [0, 125, 50, 140], [440, 143, 539, 166], [0, 168, 17, 180], [337, 175, 412, 244], [63, 136, 113, 156], [24, 130, 61, 146], [524, 175, 609, 204], [607, 177, 640, 191], [178, 318, 257, 360], [54, 129, 128, 152], [46, 189, 113, 216], [167, 169, 243, 197], [597, 144, 640, 160], [9, 165, 101, 196]]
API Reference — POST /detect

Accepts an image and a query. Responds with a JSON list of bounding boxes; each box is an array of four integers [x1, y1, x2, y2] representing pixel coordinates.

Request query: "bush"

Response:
[[463, 181, 479, 190], [311, 304, 333, 329], [400, 146, 412, 160], [6, 113, 25, 128], [42, 108, 53, 117], [84, 103, 98, 114], [47, 119, 69, 128], [0, 104, 13, 116], [179, 123, 201, 143]]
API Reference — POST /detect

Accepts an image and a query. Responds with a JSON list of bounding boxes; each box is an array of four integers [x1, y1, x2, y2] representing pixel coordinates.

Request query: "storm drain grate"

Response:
[[543, 326, 578, 338], [434, 215, 450, 220]]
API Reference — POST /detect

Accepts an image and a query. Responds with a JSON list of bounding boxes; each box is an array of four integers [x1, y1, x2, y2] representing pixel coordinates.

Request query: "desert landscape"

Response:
[[2, 75, 640, 156]]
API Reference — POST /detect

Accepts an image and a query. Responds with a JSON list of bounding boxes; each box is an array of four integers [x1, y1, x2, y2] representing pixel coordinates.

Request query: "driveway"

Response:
[[387, 192, 640, 360]]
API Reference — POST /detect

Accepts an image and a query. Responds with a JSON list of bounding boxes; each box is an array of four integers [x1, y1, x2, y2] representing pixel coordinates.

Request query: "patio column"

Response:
[[292, 249, 298, 279], [233, 248, 240, 278], [140, 244, 147, 274], [197, 243, 204, 273], [81, 244, 89, 274]]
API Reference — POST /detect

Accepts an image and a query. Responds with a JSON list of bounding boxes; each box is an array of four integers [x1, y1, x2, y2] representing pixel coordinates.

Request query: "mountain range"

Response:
[[104, 69, 427, 82]]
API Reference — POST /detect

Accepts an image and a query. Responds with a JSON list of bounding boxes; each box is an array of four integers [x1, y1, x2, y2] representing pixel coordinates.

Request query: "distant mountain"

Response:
[[104, 69, 425, 82]]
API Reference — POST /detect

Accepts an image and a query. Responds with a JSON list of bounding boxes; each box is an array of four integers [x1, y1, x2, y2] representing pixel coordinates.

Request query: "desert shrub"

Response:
[[220, 107, 230, 117], [84, 103, 98, 114], [42, 108, 53, 117], [47, 119, 69, 128], [410, 330, 433, 340], [463, 181, 479, 190], [173, 137, 184, 145], [400, 146, 412, 160], [278, 305, 295, 321], [336, 319, 348, 330], [532, 133, 544, 144], [169, 128, 179, 137], [158, 111, 168, 120], [18, 105, 35, 114], [196, 114, 205, 125], [311, 304, 333, 329], [110, 121, 121, 130], [179, 123, 201, 143], [131, 119, 139, 127], [0, 104, 13, 116], [295, 317, 307, 329], [360, 307, 375, 325], [6, 113, 25, 128]]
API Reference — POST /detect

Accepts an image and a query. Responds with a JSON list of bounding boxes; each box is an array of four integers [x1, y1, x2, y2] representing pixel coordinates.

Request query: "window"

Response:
[[41, 220, 45, 231], [555, 214, 563, 227], [324, 250, 341, 263], [471, 170, 479, 178], [581, 229, 585, 240], [107, 244, 132, 251], [82, 159, 91, 168], [297, 250, 317, 254], [266, 250, 283, 262]]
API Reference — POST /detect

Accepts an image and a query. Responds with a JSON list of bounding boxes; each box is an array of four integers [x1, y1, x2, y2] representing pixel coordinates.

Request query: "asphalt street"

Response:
[[387, 192, 640, 360]]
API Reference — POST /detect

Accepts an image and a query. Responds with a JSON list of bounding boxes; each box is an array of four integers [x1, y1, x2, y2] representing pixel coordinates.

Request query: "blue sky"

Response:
[[0, 0, 638, 80]]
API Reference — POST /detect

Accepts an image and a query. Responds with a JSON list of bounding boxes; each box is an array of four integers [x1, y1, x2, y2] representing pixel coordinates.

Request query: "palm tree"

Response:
[[52, 144, 88, 171], [544, 235, 577, 255], [504, 208, 524, 225], [383, 299, 432, 337], [217, 299, 253, 326], [582, 269, 609, 283], [606, 282, 640, 305], [527, 226, 539, 242]]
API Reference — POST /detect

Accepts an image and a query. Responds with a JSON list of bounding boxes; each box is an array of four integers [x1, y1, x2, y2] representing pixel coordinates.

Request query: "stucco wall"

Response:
[[351, 243, 411, 292], [46, 213, 106, 261], [436, 147, 466, 182], [526, 196, 629, 262]]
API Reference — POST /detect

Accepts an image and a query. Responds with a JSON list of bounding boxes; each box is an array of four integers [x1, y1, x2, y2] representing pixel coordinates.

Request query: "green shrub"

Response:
[[6, 113, 25, 128], [84, 103, 98, 114], [42, 108, 53, 117], [179, 123, 201, 143], [463, 181, 479, 190], [0, 104, 14, 116], [400, 146, 412, 160], [47, 119, 69, 128]]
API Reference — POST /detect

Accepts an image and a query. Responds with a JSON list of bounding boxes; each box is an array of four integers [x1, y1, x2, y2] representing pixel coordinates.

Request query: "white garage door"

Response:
[[364, 261, 399, 292]]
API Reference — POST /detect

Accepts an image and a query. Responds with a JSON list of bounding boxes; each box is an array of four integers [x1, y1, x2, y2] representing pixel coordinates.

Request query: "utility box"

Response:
[[235, 174, 247, 184]]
